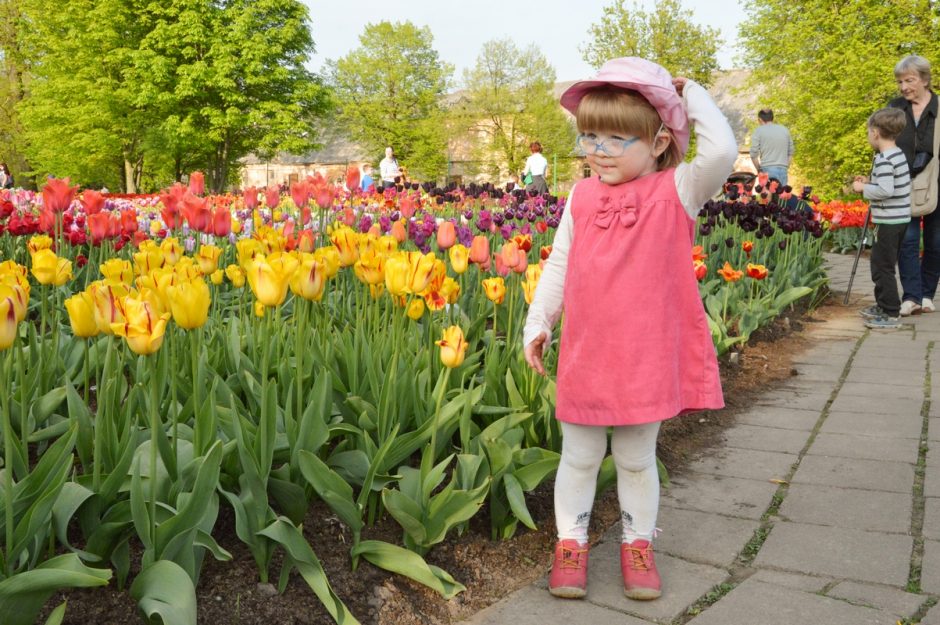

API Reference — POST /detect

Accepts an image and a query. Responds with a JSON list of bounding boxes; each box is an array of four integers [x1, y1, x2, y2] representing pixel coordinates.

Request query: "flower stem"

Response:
[[2, 348, 14, 576]]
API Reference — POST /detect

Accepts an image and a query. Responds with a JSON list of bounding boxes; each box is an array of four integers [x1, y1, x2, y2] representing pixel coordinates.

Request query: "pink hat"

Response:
[[560, 57, 690, 154]]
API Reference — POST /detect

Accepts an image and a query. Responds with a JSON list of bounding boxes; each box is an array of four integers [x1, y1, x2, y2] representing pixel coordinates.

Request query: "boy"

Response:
[[854, 107, 912, 329]]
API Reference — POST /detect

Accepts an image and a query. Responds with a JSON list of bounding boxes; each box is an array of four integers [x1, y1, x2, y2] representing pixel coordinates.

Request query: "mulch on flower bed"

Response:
[[44, 297, 843, 625]]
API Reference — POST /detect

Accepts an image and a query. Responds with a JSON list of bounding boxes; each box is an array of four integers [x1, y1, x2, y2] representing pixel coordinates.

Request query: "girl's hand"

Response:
[[524, 333, 548, 376], [672, 77, 689, 96]]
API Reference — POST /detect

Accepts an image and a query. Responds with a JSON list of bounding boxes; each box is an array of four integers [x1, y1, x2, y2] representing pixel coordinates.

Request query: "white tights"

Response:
[[554, 421, 661, 543]]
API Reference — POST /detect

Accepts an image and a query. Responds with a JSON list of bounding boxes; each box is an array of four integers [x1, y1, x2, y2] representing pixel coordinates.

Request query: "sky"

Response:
[[303, 0, 748, 84]]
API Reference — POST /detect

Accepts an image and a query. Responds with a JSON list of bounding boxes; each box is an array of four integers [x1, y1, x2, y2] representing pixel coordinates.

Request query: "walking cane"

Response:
[[843, 208, 872, 305]]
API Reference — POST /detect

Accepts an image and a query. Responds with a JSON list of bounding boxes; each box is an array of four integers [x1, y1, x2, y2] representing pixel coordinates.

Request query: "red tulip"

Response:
[[82, 190, 106, 215], [290, 181, 310, 209], [0, 201, 13, 219], [120, 210, 137, 237], [265, 185, 280, 209], [39, 208, 55, 233], [243, 186, 259, 210], [180, 193, 210, 232], [345, 167, 360, 192], [212, 207, 231, 237], [42, 177, 77, 213], [87, 212, 110, 244], [189, 171, 205, 196]]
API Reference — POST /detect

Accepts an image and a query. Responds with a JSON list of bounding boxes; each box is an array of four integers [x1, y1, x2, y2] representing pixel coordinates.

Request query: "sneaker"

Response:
[[859, 305, 884, 320], [549, 539, 589, 599], [900, 300, 922, 316], [864, 315, 902, 329], [621, 539, 662, 600], [924, 298, 936, 313]]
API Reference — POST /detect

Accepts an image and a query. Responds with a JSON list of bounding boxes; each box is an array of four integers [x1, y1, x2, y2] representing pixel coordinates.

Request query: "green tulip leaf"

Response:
[[130, 560, 197, 625], [0, 554, 111, 625], [351, 540, 466, 599]]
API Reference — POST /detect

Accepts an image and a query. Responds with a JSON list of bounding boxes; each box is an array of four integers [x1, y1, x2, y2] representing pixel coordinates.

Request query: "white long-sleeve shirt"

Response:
[[522, 80, 737, 348]]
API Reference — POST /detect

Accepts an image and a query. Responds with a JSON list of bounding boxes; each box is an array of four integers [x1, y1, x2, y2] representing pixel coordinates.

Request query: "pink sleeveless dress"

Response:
[[556, 170, 724, 426]]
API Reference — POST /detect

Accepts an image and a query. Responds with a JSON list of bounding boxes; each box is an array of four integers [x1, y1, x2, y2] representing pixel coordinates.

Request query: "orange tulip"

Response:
[[390, 220, 407, 243], [482, 277, 506, 304], [469, 235, 490, 265], [742, 241, 754, 258], [691, 245, 708, 262], [693, 259, 707, 281], [436, 221, 456, 250], [717, 262, 743, 282]]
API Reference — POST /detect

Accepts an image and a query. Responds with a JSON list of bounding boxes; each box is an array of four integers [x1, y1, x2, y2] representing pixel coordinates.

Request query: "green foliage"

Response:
[[327, 21, 452, 181], [455, 39, 576, 182], [581, 0, 722, 86], [739, 0, 940, 197], [15, 0, 327, 191]]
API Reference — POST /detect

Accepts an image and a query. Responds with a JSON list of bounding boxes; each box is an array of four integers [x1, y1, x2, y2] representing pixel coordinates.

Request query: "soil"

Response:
[[43, 296, 850, 625]]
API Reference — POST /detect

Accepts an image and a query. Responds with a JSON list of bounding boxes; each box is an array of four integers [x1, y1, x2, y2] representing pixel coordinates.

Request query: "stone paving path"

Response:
[[464, 253, 940, 625]]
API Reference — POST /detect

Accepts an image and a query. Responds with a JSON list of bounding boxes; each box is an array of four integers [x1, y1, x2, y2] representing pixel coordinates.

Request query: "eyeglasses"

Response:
[[575, 133, 641, 157]]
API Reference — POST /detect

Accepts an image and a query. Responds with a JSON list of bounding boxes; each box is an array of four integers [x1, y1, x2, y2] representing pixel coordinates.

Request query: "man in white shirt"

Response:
[[379, 147, 401, 189], [523, 141, 550, 193]]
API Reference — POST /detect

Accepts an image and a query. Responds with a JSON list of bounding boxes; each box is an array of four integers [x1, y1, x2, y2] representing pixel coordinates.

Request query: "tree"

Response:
[[581, 0, 722, 86], [739, 0, 940, 196], [15, 0, 327, 192], [456, 39, 575, 182], [327, 21, 452, 181]]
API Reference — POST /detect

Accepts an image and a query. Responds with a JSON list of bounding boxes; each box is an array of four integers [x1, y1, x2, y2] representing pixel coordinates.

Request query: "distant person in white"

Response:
[[379, 147, 401, 190], [523, 141, 550, 194]]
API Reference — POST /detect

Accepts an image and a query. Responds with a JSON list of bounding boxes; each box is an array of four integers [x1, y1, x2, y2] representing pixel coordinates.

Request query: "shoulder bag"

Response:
[[911, 114, 940, 217]]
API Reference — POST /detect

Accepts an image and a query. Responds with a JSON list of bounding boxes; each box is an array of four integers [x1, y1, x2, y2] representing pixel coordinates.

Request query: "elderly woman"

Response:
[[890, 55, 940, 315]]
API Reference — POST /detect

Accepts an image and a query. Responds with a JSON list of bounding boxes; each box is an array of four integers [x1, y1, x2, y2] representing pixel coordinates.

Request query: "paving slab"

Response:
[[825, 580, 923, 618], [685, 578, 896, 625], [586, 544, 728, 622], [792, 454, 915, 493], [828, 393, 924, 416], [777, 483, 911, 533], [747, 569, 832, 593], [753, 521, 912, 586], [462, 584, 652, 625], [922, 602, 940, 625], [807, 431, 920, 463], [852, 356, 926, 373], [922, 448, 940, 497], [684, 446, 796, 481], [923, 498, 940, 541], [661, 473, 779, 520], [781, 362, 843, 382], [734, 406, 820, 431], [919, 539, 940, 594], [719, 424, 809, 454], [820, 410, 924, 440], [755, 389, 832, 411], [652, 506, 760, 568], [843, 366, 926, 387], [838, 381, 927, 399]]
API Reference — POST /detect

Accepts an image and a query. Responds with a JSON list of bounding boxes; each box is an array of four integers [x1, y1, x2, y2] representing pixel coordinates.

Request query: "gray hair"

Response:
[[895, 55, 932, 83]]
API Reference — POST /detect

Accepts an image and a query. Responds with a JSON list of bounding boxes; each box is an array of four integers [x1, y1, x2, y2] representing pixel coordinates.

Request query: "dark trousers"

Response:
[[871, 221, 909, 317], [899, 211, 940, 302]]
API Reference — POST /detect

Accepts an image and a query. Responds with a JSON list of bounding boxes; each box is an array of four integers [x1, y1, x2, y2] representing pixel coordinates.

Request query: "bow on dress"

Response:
[[594, 192, 638, 228]]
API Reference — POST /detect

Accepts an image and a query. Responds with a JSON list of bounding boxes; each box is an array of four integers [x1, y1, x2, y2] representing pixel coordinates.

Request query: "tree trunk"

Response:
[[124, 159, 137, 194]]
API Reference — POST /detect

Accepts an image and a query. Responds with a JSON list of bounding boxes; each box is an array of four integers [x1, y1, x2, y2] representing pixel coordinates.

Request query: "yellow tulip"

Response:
[[100, 259, 134, 284], [330, 227, 360, 267], [89, 281, 131, 335], [225, 264, 246, 288], [290, 254, 327, 301], [138, 287, 168, 317], [384, 255, 410, 296], [30, 249, 73, 286], [376, 235, 398, 254], [482, 277, 506, 305], [436, 325, 468, 368], [245, 253, 299, 307], [210, 269, 224, 285], [314, 246, 341, 279], [65, 291, 99, 338], [168, 278, 210, 329], [237, 238, 264, 267], [111, 297, 170, 355], [369, 283, 385, 300], [0, 293, 18, 350], [353, 250, 385, 286], [407, 252, 437, 294], [254, 300, 265, 317], [134, 246, 165, 275], [195, 245, 223, 275], [160, 237, 183, 266], [441, 277, 460, 304], [448, 244, 470, 274], [27, 235, 54, 256], [0, 281, 28, 323], [406, 298, 425, 320], [174, 257, 203, 282]]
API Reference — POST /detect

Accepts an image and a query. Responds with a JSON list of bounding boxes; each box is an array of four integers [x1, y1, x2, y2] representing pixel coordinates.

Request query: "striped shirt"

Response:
[[864, 147, 911, 224]]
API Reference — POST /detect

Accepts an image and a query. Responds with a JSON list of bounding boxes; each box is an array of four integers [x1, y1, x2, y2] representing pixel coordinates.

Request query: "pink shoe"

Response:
[[548, 539, 589, 599], [621, 539, 662, 600]]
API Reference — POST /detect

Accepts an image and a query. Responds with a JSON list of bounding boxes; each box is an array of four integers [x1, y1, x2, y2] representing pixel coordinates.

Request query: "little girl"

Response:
[[523, 57, 736, 601]]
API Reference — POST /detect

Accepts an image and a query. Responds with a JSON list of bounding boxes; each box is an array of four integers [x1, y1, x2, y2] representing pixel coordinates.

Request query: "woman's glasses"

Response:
[[575, 133, 640, 157]]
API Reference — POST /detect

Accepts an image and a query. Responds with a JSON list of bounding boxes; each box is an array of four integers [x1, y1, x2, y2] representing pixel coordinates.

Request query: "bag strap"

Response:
[[933, 113, 940, 157]]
